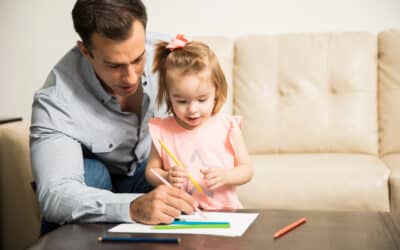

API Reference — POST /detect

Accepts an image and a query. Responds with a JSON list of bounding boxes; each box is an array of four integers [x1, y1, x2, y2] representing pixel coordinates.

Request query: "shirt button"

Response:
[[109, 144, 113, 148], [101, 99, 105, 104], [143, 81, 147, 86]]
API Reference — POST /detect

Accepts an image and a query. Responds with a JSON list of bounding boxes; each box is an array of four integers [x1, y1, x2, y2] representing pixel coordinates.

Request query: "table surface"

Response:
[[28, 209, 400, 250]]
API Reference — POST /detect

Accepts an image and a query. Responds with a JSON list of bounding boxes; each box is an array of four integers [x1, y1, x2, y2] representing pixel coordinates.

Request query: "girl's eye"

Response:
[[176, 100, 187, 104], [199, 98, 208, 102]]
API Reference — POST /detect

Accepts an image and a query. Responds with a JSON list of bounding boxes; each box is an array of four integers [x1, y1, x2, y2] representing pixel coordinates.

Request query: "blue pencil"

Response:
[[172, 221, 230, 225], [98, 236, 180, 243]]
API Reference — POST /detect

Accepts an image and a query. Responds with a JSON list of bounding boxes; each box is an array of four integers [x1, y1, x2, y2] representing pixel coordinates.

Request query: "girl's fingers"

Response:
[[170, 167, 187, 177], [207, 182, 222, 190], [170, 175, 187, 183]]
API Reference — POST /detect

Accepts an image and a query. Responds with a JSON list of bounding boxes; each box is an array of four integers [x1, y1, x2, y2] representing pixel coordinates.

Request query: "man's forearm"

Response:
[[31, 129, 140, 224], [37, 179, 140, 223]]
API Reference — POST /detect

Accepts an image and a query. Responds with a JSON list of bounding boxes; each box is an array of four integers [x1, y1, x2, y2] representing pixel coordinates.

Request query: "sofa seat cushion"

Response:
[[382, 154, 400, 212], [237, 153, 390, 211], [0, 122, 40, 250]]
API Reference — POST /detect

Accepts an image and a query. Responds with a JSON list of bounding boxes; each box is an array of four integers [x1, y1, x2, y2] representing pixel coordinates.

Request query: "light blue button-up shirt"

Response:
[[30, 33, 169, 224]]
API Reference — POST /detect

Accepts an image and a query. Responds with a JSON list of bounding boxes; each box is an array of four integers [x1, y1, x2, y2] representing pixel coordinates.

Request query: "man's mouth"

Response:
[[120, 85, 136, 91]]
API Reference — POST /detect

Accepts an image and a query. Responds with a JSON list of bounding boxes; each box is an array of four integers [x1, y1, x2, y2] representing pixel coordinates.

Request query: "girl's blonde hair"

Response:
[[152, 40, 228, 114]]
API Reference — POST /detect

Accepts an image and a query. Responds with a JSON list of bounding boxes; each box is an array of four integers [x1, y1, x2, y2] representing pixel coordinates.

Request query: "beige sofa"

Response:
[[1, 29, 399, 249]]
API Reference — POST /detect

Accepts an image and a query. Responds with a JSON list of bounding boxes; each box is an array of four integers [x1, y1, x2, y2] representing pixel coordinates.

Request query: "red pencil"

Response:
[[273, 217, 307, 239]]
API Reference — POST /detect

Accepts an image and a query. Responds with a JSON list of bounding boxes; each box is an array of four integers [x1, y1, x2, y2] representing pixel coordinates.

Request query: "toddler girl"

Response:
[[145, 35, 253, 210]]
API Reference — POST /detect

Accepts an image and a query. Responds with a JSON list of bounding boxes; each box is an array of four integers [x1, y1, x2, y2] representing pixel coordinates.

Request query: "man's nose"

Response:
[[122, 65, 139, 84]]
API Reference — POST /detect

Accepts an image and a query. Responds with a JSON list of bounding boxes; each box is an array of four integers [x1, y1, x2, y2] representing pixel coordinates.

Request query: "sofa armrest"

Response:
[[0, 121, 40, 250]]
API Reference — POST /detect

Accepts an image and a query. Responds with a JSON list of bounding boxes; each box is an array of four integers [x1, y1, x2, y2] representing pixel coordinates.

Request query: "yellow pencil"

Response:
[[158, 139, 204, 193]]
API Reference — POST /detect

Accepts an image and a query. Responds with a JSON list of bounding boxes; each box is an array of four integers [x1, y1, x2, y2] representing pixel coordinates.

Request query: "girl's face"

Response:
[[168, 70, 216, 130]]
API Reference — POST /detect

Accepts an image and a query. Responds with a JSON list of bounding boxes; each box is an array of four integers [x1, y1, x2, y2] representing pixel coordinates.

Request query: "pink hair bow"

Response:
[[166, 34, 190, 51]]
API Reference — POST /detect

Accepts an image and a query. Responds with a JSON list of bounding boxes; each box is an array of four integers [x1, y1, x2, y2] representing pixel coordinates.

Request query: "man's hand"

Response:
[[129, 185, 197, 224], [201, 167, 228, 190], [168, 166, 188, 189]]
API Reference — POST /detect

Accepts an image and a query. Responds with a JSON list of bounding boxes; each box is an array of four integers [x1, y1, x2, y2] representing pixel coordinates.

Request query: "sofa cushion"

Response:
[[0, 122, 40, 250], [237, 154, 390, 211], [379, 29, 400, 156], [382, 154, 400, 212], [234, 32, 378, 154]]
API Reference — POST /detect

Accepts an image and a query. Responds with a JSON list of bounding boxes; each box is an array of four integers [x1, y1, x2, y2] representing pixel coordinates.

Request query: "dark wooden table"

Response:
[[27, 209, 400, 250]]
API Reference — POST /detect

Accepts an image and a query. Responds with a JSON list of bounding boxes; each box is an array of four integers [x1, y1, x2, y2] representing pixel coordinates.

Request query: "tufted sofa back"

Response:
[[379, 30, 400, 156], [234, 32, 379, 155]]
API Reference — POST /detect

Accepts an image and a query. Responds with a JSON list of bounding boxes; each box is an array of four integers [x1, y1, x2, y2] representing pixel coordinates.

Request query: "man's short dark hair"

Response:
[[72, 0, 147, 51]]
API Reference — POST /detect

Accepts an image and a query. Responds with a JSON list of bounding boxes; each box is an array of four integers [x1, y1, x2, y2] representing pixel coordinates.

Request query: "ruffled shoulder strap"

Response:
[[148, 117, 174, 156], [231, 115, 243, 130], [218, 114, 243, 155]]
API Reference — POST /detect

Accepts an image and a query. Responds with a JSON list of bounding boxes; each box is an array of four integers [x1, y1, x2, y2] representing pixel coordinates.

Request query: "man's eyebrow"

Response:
[[103, 50, 146, 65]]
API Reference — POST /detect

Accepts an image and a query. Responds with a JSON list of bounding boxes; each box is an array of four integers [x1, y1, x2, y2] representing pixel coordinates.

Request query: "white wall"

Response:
[[1, 0, 399, 121]]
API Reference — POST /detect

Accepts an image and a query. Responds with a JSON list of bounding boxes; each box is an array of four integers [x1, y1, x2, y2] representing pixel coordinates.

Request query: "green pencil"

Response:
[[153, 223, 230, 230]]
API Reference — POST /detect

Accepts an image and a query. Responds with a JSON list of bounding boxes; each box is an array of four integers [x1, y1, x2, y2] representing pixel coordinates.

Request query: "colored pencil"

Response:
[[158, 139, 204, 194], [154, 223, 230, 230], [98, 236, 180, 243], [172, 221, 230, 225], [150, 168, 207, 219], [273, 217, 307, 239]]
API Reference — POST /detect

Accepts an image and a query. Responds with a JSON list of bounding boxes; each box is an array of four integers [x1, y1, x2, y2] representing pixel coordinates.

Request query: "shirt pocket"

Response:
[[91, 140, 121, 153]]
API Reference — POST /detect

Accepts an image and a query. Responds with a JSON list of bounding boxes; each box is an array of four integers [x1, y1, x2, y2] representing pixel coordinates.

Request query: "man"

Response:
[[30, 0, 196, 234]]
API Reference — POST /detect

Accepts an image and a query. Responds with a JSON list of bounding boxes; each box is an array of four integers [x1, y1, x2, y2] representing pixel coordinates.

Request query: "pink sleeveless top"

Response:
[[149, 113, 243, 210]]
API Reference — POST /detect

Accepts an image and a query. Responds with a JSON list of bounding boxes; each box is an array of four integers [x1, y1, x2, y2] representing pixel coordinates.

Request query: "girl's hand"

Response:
[[201, 167, 227, 190], [168, 166, 188, 189]]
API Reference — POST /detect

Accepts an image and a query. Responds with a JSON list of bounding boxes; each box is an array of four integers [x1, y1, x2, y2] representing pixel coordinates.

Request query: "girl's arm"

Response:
[[202, 128, 253, 190], [145, 143, 168, 186], [226, 127, 253, 185]]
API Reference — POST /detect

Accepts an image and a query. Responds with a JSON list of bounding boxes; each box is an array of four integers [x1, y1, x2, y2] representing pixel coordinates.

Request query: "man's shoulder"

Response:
[[33, 46, 90, 108], [53, 46, 86, 80], [37, 46, 87, 93]]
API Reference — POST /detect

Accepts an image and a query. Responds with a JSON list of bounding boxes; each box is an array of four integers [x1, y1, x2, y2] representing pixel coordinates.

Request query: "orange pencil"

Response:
[[273, 217, 306, 239]]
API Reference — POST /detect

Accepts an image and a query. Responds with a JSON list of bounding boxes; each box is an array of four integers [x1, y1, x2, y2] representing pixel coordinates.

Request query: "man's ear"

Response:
[[77, 41, 92, 59]]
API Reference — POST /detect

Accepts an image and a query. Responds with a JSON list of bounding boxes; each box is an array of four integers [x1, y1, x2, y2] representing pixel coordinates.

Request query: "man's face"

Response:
[[79, 20, 146, 98]]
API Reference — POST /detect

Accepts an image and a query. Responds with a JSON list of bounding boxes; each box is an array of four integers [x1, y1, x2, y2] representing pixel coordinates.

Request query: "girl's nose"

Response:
[[188, 102, 198, 113]]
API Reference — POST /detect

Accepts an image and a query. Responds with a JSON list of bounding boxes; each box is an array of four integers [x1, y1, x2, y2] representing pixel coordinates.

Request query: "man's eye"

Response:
[[108, 64, 120, 69], [134, 56, 144, 64]]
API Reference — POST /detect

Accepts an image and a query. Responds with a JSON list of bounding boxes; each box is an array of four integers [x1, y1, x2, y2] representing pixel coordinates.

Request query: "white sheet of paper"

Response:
[[109, 212, 258, 237]]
